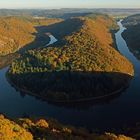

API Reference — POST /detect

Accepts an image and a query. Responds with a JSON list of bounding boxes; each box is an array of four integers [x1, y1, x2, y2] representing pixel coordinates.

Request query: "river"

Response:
[[0, 21, 140, 131], [45, 34, 58, 47]]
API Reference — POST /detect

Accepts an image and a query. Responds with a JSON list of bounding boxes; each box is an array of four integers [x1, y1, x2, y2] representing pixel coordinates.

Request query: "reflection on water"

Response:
[[9, 70, 132, 104], [15, 82, 127, 110], [0, 21, 140, 131]]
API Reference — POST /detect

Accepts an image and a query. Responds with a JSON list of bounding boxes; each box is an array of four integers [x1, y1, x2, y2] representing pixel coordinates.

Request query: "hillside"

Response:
[[0, 114, 135, 140], [0, 115, 33, 140], [122, 14, 140, 27], [8, 15, 134, 102], [122, 14, 140, 60], [0, 17, 35, 56], [0, 16, 62, 56]]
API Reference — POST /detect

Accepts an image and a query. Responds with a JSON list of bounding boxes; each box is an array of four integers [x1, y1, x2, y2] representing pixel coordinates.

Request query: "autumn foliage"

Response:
[[0, 16, 62, 56]]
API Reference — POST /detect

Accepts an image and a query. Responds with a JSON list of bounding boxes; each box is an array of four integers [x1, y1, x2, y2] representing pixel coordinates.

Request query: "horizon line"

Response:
[[0, 7, 140, 10]]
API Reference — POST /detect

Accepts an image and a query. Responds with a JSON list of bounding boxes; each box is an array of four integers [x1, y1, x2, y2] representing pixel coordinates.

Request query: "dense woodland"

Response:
[[8, 14, 134, 101], [122, 14, 140, 60]]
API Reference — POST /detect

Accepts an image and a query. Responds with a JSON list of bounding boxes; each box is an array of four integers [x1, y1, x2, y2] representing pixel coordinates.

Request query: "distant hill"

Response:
[[122, 14, 140, 60], [0, 9, 140, 18], [8, 14, 134, 102]]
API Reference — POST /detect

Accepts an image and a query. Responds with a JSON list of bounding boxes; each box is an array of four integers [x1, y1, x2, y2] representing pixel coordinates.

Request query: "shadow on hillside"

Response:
[[8, 70, 133, 109], [122, 24, 140, 60], [0, 18, 94, 68], [127, 46, 140, 60], [35, 18, 83, 39], [18, 26, 51, 54], [18, 18, 82, 54], [0, 24, 53, 68]]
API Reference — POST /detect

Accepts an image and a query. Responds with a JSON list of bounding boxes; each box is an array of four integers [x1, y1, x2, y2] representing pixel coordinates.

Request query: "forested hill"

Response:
[[122, 14, 140, 27], [0, 16, 62, 56], [10, 15, 133, 74], [8, 14, 134, 101], [122, 14, 140, 60], [0, 17, 35, 56]]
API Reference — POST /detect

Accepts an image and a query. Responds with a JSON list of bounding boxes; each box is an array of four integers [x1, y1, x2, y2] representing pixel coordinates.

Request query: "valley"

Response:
[[0, 9, 140, 140], [8, 14, 134, 102]]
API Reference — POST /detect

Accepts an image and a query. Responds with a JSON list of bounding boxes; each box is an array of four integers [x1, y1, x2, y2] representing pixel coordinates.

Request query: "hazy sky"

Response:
[[0, 0, 139, 9]]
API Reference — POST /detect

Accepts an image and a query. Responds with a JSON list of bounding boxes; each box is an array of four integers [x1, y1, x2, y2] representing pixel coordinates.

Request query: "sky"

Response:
[[0, 0, 139, 9]]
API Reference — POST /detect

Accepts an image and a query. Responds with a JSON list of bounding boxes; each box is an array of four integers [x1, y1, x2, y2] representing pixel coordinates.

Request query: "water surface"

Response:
[[45, 35, 58, 46]]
